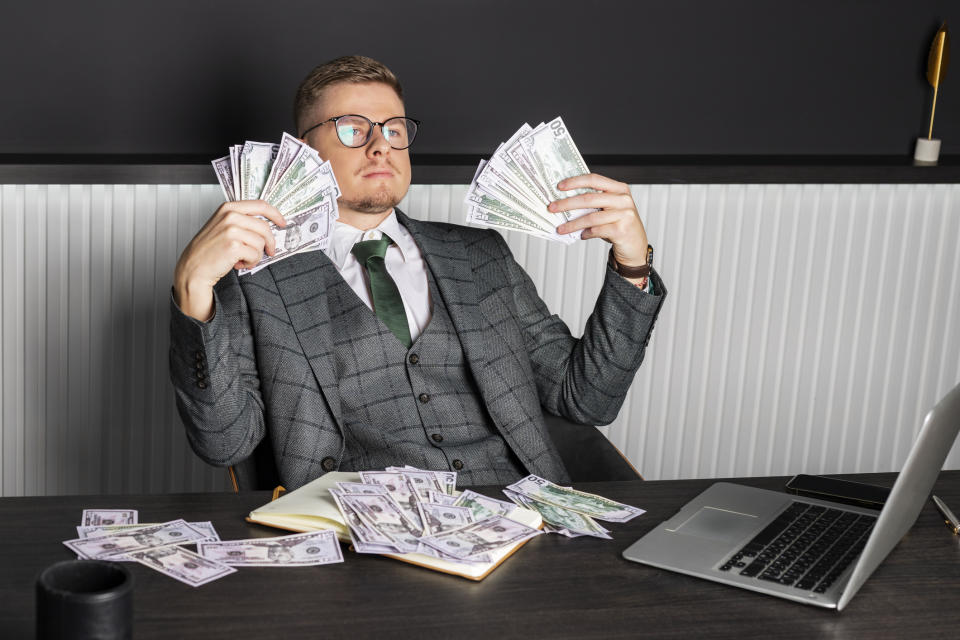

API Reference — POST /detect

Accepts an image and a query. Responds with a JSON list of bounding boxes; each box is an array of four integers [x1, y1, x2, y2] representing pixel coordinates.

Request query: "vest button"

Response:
[[196, 380, 207, 389], [431, 433, 443, 443], [408, 353, 419, 365], [452, 459, 464, 470], [321, 457, 337, 471], [418, 393, 430, 404]]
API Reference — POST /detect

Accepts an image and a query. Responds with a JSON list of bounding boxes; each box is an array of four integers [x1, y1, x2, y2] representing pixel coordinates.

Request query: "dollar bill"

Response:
[[211, 155, 235, 202], [197, 530, 343, 566], [77, 521, 220, 544], [503, 489, 611, 539], [329, 488, 400, 550], [418, 515, 542, 560], [239, 141, 279, 200], [64, 519, 209, 560], [465, 116, 597, 243], [81, 509, 137, 526], [336, 492, 423, 553], [453, 490, 517, 521], [426, 490, 459, 506], [128, 545, 236, 587], [418, 503, 474, 536], [387, 465, 457, 495], [212, 133, 341, 276], [506, 475, 645, 523], [358, 471, 424, 531]]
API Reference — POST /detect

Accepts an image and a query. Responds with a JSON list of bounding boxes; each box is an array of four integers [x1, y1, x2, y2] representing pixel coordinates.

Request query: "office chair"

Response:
[[227, 410, 641, 492]]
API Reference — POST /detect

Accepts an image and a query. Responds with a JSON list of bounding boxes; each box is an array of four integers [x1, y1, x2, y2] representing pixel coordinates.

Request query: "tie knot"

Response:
[[351, 233, 393, 264]]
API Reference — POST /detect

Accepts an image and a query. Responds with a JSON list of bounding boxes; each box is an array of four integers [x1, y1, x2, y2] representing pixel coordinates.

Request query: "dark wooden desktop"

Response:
[[2, 472, 959, 639]]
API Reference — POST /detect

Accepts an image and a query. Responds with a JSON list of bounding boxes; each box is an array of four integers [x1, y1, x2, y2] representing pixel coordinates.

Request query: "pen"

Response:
[[931, 495, 960, 535]]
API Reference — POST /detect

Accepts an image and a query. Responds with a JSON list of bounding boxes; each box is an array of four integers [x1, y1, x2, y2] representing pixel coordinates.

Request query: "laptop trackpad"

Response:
[[671, 506, 760, 544]]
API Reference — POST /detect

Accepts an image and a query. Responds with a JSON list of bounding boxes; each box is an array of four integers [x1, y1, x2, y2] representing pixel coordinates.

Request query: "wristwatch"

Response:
[[608, 244, 653, 279]]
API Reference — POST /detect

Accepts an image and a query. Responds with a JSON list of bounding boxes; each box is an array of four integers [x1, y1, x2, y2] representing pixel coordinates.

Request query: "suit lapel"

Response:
[[267, 249, 343, 428]]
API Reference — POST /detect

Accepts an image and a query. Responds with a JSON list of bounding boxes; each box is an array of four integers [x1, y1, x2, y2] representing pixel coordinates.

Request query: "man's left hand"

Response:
[[550, 173, 648, 271]]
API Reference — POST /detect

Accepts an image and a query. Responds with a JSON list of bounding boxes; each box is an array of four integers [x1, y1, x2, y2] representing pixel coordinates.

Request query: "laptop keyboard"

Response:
[[718, 501, 877, 593]]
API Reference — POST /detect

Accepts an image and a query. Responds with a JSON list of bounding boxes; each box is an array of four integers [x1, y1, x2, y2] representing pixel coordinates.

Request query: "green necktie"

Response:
[[351, 233, 412, 348]]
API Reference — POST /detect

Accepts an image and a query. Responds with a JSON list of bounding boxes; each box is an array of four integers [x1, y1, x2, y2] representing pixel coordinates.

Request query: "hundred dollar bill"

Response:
[[453, 490, 516, 521], [81, 509, 138, 526], [197, 530, 343, 566], [418, 503, 474, 536], [418, 514, 542, 560], [503, 489, 611, 539], [128, 545, 236, 587], [506, 475, 645, 523], [64, 519, 209, 560], [239, 141, 279, 200]]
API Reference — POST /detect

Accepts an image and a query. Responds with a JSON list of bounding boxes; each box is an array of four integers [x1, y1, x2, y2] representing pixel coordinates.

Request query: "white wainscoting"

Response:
[[1, 183, 958, 496]]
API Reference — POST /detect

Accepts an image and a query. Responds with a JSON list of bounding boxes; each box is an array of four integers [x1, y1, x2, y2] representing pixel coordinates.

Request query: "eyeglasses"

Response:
[[299, 115, 420, 150]]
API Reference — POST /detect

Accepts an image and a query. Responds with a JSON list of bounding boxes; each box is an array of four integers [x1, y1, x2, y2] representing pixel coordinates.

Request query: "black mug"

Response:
[[36, 559, 133, 640]]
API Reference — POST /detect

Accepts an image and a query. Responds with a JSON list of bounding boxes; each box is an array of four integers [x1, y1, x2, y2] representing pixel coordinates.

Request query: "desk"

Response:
[[2, 472, 959, 639]]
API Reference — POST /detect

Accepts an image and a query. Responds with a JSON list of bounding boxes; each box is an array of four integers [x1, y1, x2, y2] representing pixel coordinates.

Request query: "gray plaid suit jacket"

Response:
[[169, 210, 666, 489]]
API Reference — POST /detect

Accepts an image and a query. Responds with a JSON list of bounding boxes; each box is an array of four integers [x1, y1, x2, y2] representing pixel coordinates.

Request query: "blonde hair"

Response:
[[294, 55, 403, 136]]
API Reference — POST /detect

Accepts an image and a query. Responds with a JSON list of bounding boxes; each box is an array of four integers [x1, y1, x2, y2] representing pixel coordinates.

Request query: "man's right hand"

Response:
[[173, 200, 286, 322]]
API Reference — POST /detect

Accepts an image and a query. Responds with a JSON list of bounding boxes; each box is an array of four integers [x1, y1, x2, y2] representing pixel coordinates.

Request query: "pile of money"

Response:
[[504, 474, 646, 539], [212, 132, 341, 274], [465, 116, 596, 243], [331, 466, 542, 565], [64, 509, 342, 587]]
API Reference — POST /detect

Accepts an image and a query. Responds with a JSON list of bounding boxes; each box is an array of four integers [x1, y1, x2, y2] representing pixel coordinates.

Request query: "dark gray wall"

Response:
[[1, 1, 955, 156]]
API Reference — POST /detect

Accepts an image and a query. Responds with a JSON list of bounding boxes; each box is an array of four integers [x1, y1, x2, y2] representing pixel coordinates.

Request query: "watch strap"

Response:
[[608, 244, 653, 279]]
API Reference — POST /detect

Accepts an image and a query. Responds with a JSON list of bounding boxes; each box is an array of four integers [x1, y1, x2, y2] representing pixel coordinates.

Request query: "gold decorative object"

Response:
[[925, 22, 950, 139]]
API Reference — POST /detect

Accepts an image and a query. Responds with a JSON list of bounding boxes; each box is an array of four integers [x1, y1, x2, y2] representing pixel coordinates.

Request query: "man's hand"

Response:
[[173, 200, 286, 322], [549, 174, 649, 283]]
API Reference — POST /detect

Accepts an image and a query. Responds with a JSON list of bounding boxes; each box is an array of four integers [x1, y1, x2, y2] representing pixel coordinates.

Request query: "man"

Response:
[[169, 55, 665, 490]]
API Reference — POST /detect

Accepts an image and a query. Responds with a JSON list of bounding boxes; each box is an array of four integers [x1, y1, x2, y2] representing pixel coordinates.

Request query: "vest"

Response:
[[327, 265, 527, 486]]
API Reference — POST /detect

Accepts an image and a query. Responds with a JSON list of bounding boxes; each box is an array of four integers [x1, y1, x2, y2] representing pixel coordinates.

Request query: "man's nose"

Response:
[[366, 124, 391, 156]]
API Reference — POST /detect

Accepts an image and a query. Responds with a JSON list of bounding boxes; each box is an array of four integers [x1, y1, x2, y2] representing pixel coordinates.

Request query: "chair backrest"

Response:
[[228, 410, 640, 491]]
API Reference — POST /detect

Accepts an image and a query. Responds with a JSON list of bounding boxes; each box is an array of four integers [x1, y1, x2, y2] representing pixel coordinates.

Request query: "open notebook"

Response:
[[247, 471, 543, 580]]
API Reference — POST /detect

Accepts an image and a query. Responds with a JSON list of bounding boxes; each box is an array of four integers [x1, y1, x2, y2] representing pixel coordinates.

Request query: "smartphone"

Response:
[[784, 474, 890, 510]]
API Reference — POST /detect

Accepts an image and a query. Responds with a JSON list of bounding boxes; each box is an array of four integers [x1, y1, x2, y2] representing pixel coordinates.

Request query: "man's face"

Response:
[[301, 81, 412, 222]]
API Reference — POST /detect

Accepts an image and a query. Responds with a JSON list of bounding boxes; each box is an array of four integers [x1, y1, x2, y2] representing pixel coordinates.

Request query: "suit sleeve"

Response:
[[495, 233, 667, 426], [168, 272, 266, 467]]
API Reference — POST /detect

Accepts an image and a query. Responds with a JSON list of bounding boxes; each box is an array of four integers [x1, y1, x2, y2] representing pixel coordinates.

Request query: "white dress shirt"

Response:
[[322, 210, 432, 342]]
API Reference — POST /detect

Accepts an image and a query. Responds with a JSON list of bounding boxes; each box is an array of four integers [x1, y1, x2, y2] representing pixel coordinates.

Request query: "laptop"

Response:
[[622, 382, 960, 610]]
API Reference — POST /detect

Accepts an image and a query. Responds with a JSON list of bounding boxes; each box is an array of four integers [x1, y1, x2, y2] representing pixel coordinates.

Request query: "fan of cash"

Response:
[[465, 116, 597, 244], [211, 132, 341, 275], [331, 467, 645, 565]]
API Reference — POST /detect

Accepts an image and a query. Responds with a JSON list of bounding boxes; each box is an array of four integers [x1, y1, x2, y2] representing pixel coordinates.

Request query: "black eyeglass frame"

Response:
[[299, 115, 421, 150]]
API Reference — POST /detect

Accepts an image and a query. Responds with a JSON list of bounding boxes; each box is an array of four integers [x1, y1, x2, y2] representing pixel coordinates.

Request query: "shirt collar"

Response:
[[324, 209, 416, 270]]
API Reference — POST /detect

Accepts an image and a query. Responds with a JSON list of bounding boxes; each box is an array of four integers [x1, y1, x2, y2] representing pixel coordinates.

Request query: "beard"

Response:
[[338, 184, 404, 214]]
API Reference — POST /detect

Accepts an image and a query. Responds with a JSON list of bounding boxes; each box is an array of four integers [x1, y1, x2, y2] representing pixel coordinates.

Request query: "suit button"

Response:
[[452, 459, 464, 470], [431, 433, 443, 443], [321, 457, 337, 472], [196, 371, 206, 380], [408, 353, 419, 365], [197, 381, 207, 389], [418, 393, 430, 404]]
